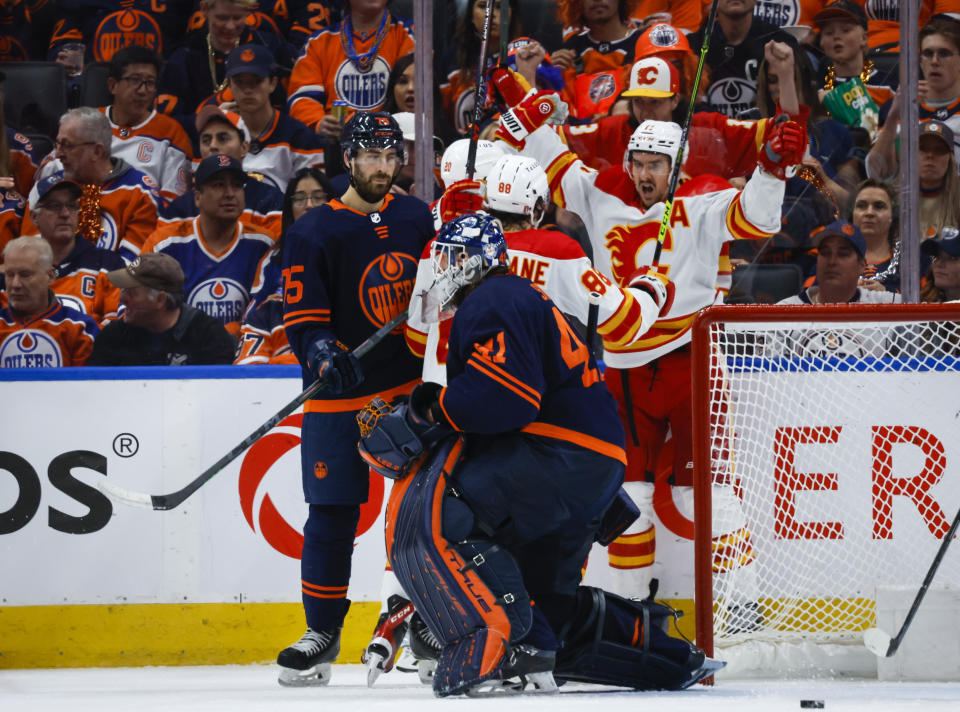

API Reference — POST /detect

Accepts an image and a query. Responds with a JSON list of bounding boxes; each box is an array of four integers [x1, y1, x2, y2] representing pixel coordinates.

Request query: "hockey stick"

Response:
[[99, 309, 409, 511], [465, 0, 497, 179], [863, 502, 960, 657], [585, 290, 601, 354], [651, 0, 720, 266]]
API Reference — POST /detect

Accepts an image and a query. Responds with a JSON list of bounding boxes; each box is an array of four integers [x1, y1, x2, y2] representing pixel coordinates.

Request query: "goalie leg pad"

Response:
[[388, 437, 531, 696], [555, 587, 721, 690]]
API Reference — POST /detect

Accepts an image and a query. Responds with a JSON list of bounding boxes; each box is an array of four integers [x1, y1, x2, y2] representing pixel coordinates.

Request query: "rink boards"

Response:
[[0, 367, 698, 668]]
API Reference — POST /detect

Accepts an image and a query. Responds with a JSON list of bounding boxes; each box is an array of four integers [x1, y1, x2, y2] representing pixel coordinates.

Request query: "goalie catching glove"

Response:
[[357, 383, 453, 480], [757, 115, 807, 180], [627, 266, 675, 316], [306, 338, 363, 395], [495, 90, 568, 148]]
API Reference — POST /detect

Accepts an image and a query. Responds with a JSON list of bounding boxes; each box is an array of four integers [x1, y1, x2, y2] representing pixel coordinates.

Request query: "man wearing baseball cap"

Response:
[[779, 220, 900, 305], [224, 44, 323, 191], [90, 252, 236, 365], [139, 154, 275, 337], [161, 105, 283, 238]]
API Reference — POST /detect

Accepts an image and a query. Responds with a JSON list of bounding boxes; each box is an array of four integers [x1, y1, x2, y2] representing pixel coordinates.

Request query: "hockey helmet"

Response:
[[624, 119, 682, 174], [484, 155, 550, 227], [439, 138, 503, 187], [341, 111, 406, 164], [430, 212, 508, 311]]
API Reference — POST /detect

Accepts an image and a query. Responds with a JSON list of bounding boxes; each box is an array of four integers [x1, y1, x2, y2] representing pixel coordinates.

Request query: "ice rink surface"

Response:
[[3, 664, 959, 712]]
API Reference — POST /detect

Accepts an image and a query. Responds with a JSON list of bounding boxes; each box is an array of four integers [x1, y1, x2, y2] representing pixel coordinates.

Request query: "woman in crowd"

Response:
[[850, 179, 903, 291], [234, 167, 333, 364]]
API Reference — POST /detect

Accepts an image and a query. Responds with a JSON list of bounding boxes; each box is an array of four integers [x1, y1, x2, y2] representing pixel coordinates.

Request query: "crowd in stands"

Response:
[[1, 0, 960, 369]]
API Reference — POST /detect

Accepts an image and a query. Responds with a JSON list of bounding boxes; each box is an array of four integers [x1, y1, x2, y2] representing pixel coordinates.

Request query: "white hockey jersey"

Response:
[[405, 226, 660, 384], [520, 125, 785, 368]]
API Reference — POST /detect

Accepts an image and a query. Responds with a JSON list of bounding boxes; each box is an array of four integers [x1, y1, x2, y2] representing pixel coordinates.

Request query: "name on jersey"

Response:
[[335, 56, 390, 111], [188, 278, 249, 324], [509, 256, 550, 286], [0, 330, 63, 368]]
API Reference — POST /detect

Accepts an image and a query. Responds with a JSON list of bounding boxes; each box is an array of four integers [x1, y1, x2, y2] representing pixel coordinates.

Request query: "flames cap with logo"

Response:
[[623, 57, 679, 99], [811, 219, 866, 259], [194, 153, 247, 187], [813, 0, 868, 29], [226, 43, 276, 79], [107, 253, 185, 294]]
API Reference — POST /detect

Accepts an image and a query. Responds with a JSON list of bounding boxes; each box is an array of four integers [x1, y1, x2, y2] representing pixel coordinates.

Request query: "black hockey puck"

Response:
[[800, 702, 824, 709]]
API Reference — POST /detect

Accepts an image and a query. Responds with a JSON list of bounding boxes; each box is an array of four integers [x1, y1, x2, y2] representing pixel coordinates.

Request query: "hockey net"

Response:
[[691, 304, 960, 676]]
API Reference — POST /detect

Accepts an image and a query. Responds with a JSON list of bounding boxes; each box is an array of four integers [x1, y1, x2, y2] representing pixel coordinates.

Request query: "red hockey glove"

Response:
[[489, 66, 531, 109], [758, 116, 808, 180], [628, 266, 675, 317], [495, 91, 566, 148], [431, 179, 484, 230]]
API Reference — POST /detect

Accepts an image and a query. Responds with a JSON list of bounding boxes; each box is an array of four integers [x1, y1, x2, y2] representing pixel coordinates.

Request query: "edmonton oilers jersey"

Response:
[[141, 218, 275, 336], [441, 274, 626, 464], [0, 301, 99, 367], [282, 192, 432, 399]]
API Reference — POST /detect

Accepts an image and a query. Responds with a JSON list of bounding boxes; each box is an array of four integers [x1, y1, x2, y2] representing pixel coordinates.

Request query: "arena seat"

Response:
[[0, 61, 68, 138]]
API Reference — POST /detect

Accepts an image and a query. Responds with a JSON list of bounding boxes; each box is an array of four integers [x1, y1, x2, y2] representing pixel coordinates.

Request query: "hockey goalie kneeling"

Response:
[[357, 213, 722, 696]]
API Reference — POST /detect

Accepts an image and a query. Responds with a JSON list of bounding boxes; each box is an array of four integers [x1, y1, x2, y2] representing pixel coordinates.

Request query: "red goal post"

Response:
[[691, 303, 960, 675]]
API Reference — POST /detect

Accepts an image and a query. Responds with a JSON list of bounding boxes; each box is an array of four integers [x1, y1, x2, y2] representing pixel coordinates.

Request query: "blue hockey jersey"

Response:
[[440, 274, 627, 464], [282, 192, 432, 407]]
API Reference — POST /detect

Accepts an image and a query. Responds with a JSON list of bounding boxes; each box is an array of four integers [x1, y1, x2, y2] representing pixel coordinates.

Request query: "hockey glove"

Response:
[[757, 116, 808, 180], [496, 91, 567, 149], [489, 66, 532, 109], [431, 179, 484, 230], [628, 266, 675, 316], [306, 338, 364, 395]]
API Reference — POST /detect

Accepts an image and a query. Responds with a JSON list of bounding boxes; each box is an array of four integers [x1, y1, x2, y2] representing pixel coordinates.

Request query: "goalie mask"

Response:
[[428, 212, 508, 315], [440, 138, 503, 187], [484, 155, 550, 228], [623, 119, 682, 174]]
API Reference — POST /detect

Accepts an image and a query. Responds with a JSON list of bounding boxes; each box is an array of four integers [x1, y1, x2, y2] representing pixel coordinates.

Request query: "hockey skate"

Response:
[[276, 628, 340, 687], [408, 612, 441, 684], [465, 643, 558, 697], [362, 595, 415, 687]]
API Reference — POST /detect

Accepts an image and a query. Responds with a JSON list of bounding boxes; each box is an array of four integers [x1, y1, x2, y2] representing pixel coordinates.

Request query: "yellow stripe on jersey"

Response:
[[598, 291, 646, 348], [725, 193, 773, 240], [544, 152, 578, 208]]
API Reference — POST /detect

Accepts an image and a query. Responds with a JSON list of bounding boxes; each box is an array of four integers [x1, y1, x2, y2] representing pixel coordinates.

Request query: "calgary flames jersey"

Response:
[[521, 125, 784, 367], [405, 227, 660, 384]]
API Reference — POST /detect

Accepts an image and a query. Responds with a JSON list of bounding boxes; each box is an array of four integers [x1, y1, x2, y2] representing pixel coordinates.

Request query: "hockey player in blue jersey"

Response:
[[276, 110, 433, 686], [358, 213, 723, 696]]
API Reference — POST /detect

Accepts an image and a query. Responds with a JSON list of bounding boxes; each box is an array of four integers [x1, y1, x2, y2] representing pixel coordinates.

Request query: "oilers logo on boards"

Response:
[[94, 213, 120, 252], [93, 9, 164, 62], [358, 251, 417, 329], [188, 278, 249, 325], [334, 56, 391, 111], [753, 0, 800, 28], [0, 330, 63, 368]]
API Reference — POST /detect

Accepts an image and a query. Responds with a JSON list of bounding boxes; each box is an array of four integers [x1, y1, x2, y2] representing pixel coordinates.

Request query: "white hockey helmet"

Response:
[[623, 119, 682, 174], [483, 155, 550, 227], [440, 138, 503, 187]]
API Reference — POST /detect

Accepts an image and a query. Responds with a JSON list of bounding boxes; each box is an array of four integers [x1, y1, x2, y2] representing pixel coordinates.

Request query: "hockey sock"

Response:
[[301, 503, 360, 630]]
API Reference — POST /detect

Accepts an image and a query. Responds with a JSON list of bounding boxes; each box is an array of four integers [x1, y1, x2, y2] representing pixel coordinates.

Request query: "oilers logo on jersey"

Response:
[[753, 1, 800, 28], [94, 213, 121, 253], [335, 57, 391, 111], [0, 330, 63, 368], [359, 252, 417, 329], [56, 294, 87, 315], [189, 278, 250, 326], [706, 78, 757, 119], [93, 9, 164, 62]]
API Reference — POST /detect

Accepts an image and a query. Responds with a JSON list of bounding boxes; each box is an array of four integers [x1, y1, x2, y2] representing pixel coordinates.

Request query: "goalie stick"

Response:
[[99, 309, 409, 511], [652, 0, 720, 266], [863, 501, 960, 657]]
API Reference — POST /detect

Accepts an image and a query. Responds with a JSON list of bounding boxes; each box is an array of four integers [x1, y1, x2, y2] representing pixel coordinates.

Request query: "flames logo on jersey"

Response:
[[0, 330, 63, 368], [188, 278, 249, 325], [359, 252, 418, 329], [605, 222, 673, 286], [334, 56, 391, 111], [236, 414, 384, 559]]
